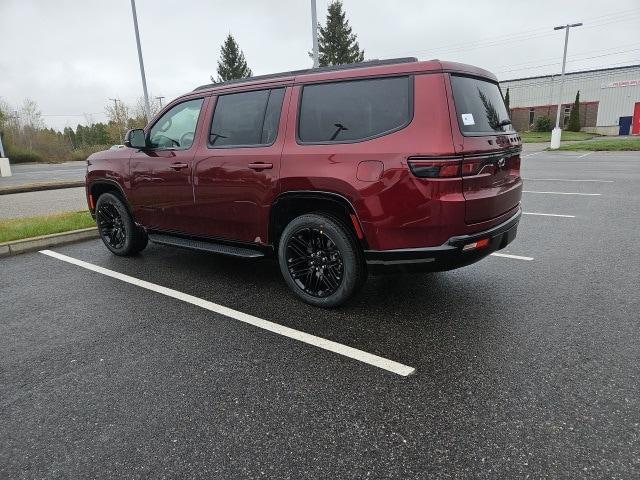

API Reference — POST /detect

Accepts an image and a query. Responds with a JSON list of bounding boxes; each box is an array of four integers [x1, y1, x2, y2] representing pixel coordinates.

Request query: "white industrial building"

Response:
[[500, 64, 640, 135]]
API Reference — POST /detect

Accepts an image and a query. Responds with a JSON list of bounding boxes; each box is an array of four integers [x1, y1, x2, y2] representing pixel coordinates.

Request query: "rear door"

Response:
[[449, 74, 522, 224], [191, 86, 289, 243]]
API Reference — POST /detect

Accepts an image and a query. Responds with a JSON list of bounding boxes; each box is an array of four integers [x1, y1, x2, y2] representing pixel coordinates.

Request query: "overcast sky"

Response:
[[1, 0, 639, 130]]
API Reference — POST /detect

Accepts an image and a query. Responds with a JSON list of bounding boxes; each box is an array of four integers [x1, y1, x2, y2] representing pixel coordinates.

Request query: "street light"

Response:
[[310, 0, 319, 68], [130, 0, 151, 122], [550, 22, 583, 150]]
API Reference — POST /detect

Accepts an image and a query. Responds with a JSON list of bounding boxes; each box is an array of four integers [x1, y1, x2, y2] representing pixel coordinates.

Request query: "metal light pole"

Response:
[[310, 0, 319, 68], [156, 96, 165, 109], [550, 22, 582, 150], [130, 0, 151, 122]]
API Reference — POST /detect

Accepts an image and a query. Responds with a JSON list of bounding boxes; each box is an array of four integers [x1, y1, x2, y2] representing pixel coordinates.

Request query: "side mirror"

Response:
[[124, 129, 147, 149]]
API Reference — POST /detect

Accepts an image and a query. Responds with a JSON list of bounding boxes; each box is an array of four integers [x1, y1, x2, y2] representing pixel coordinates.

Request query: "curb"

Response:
[[0, 181, 85, 195], [0, 227, 99, 257]]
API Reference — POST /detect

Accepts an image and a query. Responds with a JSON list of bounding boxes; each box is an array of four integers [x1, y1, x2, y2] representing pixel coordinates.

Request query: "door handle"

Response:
[[169, 162, 188, 170], [248, 162, 273, 171]]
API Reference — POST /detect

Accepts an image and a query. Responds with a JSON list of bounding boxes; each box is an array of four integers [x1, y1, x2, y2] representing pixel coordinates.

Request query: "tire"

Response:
[[278, 213, 367, 308], [95, 192, 148, 256]]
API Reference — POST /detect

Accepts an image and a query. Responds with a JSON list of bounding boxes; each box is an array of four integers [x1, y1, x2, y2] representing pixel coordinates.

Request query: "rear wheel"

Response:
[[278, 213, 366, 308], [95, 192, 147, 256]]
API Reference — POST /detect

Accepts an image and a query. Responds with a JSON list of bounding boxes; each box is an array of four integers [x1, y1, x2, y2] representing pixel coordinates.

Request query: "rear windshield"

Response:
[[450, 75, 513, 135]]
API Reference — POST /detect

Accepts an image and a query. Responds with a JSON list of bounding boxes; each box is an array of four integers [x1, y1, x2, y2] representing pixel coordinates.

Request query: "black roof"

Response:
[[194, 57, 418, 91], [501, 63, 640, 83]]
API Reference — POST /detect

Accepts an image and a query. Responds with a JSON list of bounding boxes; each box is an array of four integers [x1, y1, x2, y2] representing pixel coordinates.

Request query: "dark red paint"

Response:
[[86, 60, 522, 256]]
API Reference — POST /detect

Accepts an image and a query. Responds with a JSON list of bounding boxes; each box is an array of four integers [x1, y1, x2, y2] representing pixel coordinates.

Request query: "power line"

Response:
[[374, 8, 640, 63]]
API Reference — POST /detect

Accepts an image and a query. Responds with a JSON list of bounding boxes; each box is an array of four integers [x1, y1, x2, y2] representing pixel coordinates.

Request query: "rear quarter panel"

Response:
[[280, 73, 459, 250]]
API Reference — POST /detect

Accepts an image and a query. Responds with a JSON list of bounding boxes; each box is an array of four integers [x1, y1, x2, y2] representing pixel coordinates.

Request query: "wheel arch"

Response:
[[89, 180, 134, 217], [269, 190, 367, 249]]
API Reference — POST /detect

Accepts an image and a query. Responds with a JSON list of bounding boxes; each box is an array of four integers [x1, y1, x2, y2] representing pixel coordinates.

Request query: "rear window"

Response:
[[298, 76, 411, 143], [209, 88, 285, 147], [450, 75, 513, 135]]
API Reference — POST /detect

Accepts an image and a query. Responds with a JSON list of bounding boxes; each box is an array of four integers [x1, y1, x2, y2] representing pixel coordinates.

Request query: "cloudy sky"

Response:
[[1, 0, 639, 130]]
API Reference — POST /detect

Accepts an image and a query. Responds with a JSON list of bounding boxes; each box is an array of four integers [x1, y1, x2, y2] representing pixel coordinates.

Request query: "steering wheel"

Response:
[[180, 131, 195, 148]]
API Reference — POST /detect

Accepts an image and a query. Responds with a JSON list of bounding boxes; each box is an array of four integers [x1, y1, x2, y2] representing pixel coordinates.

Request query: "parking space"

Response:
[[2, 151, 639, 478]]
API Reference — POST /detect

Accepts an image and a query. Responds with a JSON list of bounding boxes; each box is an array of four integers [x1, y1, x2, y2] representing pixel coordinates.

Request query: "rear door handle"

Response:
[[169, 162, 188, 170], [248, 162, 273, 171]]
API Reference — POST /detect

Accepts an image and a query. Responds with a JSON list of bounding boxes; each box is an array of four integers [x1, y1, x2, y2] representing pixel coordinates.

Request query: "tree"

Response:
[[105, 99, 130, 143], [213, 34, 252, 83], [504, 88, 510, 112], [316, 0, 364, 66], [567, 90, 581, 132]]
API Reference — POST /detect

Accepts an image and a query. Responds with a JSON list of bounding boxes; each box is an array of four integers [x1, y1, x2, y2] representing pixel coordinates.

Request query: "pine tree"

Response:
[[504, 88, 510, 112], [213, 34, 252, 83], [317, 0, 364, 66], [567, 90, 581, 132]]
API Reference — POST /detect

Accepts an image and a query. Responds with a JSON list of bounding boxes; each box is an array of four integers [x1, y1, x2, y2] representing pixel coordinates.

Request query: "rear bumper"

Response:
[[364, 207, 521, 273]]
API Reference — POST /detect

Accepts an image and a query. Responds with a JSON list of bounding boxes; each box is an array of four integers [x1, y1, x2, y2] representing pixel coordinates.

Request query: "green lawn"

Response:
[[556, 138, 640, 151], [520, 131, 597, 143], [0, 211, 95, 243]]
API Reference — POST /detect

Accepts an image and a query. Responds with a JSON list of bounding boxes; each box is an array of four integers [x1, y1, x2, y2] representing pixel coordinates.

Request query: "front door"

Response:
[[632, 102, 640, 135], [191, 87, 289, 244], [129, 97, 207, 232]]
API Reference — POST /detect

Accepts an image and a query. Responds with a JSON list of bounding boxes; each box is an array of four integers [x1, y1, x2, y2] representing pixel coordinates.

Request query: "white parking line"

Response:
[[523, 190, 601, 196], [490, 252, 534, 261], [577, 152, 593, 158], [523, 212, 575, 218], [39, 250, 415, 377], [523, 178, 613, 183], [522, 151, 542, 158]]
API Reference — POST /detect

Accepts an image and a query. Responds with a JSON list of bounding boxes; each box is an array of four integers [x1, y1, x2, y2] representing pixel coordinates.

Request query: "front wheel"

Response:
[[95, 192, 148, 256], [278, 213, 366, 308]]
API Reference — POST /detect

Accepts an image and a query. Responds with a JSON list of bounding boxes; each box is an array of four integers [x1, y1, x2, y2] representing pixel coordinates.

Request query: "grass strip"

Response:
[[555, 138, 640, 151], [520, 131, 597, 143], [0, 211, 95, 243]]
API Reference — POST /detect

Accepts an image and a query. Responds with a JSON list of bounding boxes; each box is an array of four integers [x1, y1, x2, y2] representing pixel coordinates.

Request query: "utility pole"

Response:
[[550, 22, 582, 150], [130, 0, 151, 122], [310, 0, 319, 68], [155, 96, 165, 109], [109, 98, 124, 144]]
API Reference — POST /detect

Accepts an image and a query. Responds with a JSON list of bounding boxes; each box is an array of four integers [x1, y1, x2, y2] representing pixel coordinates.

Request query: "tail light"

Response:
[[510, 156, 521, 174], [461, 158, 484, 176], [407, 159, 461, 178]]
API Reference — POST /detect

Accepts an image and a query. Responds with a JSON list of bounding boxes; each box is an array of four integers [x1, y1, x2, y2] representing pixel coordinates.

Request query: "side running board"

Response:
[[148, 233, 265, 258]]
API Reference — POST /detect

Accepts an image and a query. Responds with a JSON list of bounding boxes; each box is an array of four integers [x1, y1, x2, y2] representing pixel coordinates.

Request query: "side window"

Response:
[[148, 98, 204, 149], [298, 76, 411, 143], [209, 88, 285, 147]]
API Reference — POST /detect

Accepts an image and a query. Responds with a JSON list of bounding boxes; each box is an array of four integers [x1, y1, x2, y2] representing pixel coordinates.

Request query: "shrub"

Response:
[[6, 147, 43, 163], [534, 116, 552, 132], [68, 145, 110, 162]]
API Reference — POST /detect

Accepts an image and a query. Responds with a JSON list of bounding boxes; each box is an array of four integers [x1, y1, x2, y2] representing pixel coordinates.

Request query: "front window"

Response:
[[148, 98, 204, 149], [450, 75, 513, 135]]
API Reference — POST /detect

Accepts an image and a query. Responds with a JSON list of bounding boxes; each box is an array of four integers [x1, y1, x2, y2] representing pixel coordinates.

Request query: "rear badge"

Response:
[[497, 158, 506, 168], [461, 113, 475, 126]]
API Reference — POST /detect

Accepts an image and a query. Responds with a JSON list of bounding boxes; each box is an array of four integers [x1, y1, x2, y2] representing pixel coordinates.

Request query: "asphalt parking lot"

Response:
[[1, 151, 639, 478]]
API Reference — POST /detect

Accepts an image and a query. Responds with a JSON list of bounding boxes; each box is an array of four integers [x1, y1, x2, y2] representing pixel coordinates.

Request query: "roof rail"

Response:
[[193, 57, 418, 91]]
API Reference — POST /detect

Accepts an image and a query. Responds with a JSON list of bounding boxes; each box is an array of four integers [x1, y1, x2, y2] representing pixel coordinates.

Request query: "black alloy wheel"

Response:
[[278, 213, 366, 308], [285, 227, 345, 298], [94, 192, 148, 256], [97, 201, 127, 250]]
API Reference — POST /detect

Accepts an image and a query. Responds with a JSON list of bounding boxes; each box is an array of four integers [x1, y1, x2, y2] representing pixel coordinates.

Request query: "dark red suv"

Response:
[[86, 58, 522, 307]]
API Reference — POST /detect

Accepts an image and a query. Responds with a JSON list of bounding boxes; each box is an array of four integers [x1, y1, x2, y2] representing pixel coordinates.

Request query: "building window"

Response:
[[528, 108, 535, 125], [563, 106, 571, 127]]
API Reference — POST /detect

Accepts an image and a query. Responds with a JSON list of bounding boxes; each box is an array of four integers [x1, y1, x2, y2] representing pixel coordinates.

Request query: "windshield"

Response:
[[450, 75, 513, 135]]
